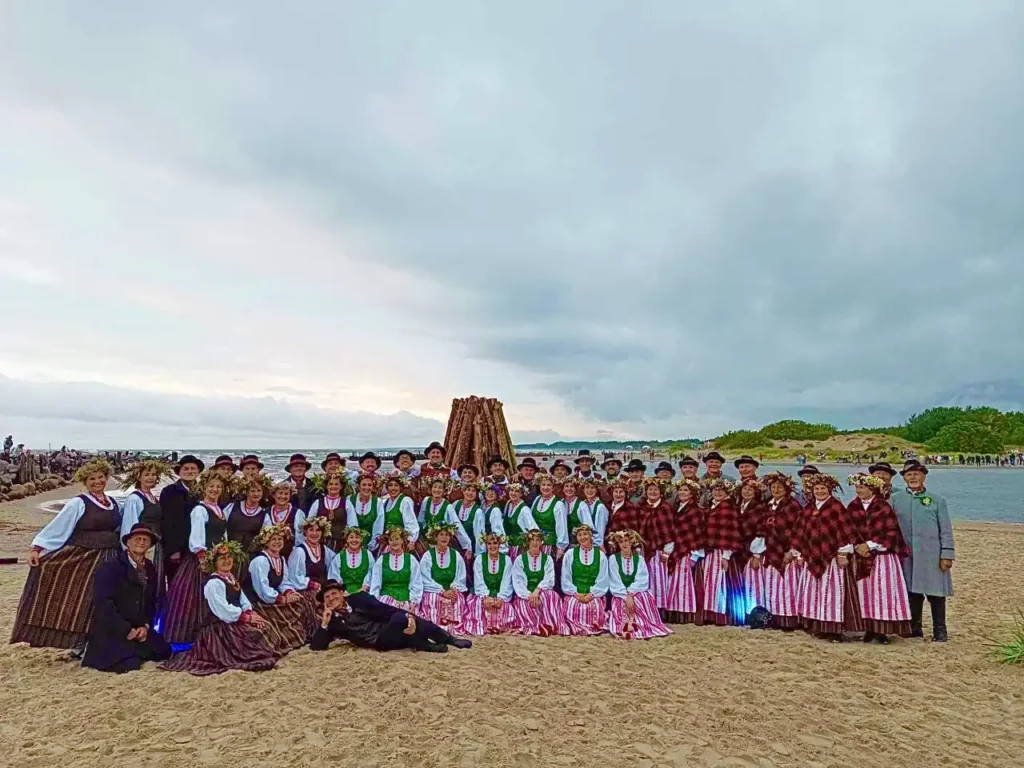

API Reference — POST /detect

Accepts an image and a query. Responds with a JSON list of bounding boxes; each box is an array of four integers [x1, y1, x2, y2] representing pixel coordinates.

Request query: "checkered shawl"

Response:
[[736, 500, 767, 566], [704, 499, 742, 552], [759, 497, 802, 572], [606, 501, 643, 545], [846, 497, 909, 579], [794, 497, 856, 579], [639, 499, 679, 561], [674, 500, 706, 553]]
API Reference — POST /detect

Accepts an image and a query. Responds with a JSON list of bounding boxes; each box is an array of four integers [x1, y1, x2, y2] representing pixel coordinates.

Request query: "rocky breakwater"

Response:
[[0, 454, 70, 504]]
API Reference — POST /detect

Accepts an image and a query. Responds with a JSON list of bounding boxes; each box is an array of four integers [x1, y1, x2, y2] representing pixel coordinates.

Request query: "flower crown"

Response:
[[312, 471, 353, 496], [73, 457, 114, 484], [426, 523, 459, 544], [341, 526, 371, 546], [382, 471, 412, 490], [201, 540, 248, 574], [118, 459, 173, 491], [254, 523, 293, 549], [847, 473, 885, 492], [480, 532, 508, 545], [300, 516, 332, 535], [761, 472, 794, 492]]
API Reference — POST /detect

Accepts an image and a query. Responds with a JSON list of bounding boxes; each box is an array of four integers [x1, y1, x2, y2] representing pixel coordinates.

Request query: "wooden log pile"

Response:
[[443, 396, 517, 473]]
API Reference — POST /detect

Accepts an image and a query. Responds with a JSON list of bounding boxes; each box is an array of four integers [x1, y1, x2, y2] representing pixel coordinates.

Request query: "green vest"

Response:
[[338, 548, 371, 593], [423, 499, 451, 531], [384, 495, 408, 531], [615, 551, 639, 589], [455, 501, 480, 545], [349, 495, 379, 535], [429, 547, 457, 590], [571, 547, 602, 595], [532, 497, 559, 546], [504, 502, 526, 539], [481, 553, 508, 597], [567, 498, 586, 532], [380, 552, 412, 603], [520, 552, 550, 593]]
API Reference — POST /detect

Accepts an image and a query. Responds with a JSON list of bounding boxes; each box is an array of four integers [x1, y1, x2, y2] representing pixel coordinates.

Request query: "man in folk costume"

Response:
[[549, 459, 572, 494], [573, 450, 603, 481], [757, 472, 804, 630], [890, 460, 954, 642], [413, 441, 460, 502], [346, 473, 385, 551], [212, 455, 238, 506], [599, 458, 623, 505], [846, 473, 912, 643], [357, 452, 384, 486], [698, 451, 731, 506], [483, 455, 512, 488], [239, 454, 265, 479], [511, 529, 565, 636], [160, 454, 204, 584], [466, 532, 518, 635], [418, 524, 471, 634], [329, 527, 376, 594], [654, 461, 676, 482], [795, 464, 819, 506], [625, 459, 647, 504], [672, 479, 706, 624], [285, 454, 317, 513], [868, 461, 899, 499], [380, 472, 420, 549], [606, 529, 672, 640], [677, 456, 700, 482], [450, 464, 481, 502], [560, 524, 610, 635], [702, 478, 744, 626], [513, 457, 541, 506]]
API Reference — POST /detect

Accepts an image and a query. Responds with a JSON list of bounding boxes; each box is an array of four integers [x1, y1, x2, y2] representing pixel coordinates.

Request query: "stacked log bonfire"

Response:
[[443, 396, 517, 473]]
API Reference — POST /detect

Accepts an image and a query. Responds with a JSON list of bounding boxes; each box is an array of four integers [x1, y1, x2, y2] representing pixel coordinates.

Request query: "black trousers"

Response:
[[376, 611, 454, 652], [909, 592, 947, 633]]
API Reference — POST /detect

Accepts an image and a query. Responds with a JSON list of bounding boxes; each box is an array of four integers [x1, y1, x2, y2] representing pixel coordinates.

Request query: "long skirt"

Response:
[[701, 550, 744, 626], [10, 544, 118, 649], [798, 559, 865, 634], [464, 595, 518, 635], [647, 554, 671, 609], [254, 598, 316, 655], [562, 594, 607, 636], [159, 621, 276, 676], [161, 554, 205, 644], [513, 590, 565, 636], [662, 559, 700, 622], [763, 562, 802, 629], [857, 553, 912, 636], [744, 559, 766, 611], [418, 592, 469, 634], [378, 595, 418, 615], [607, 592, 673, 639]]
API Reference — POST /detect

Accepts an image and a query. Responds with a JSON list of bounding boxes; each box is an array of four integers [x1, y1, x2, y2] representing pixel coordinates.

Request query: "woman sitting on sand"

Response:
[[606, 529, 672, 640], [226, 476, 271, 553], [560, 525, 610, 636], [302, 472, 348, 551], [287, 516, 334, 596], [758, 472, 803, 631], [160, 541, 277, 676], [330, 527, 375, 593], [163, 470, 229, 645], [670, 479, 706, 624], [417, 524, 470, 632], [511, 529, 564, 636], [702, 479, 744, 626], [530, 475, 570, 556], [11, 458, 121, 651], [246, 523, 314, 654], [502, 483, 537, 558], [347, 473, 384, 550], [265, 481, 300, 555], [418, 477, 471, 555], [466, 532, 517, 635], [580, 479, 609, 551], [453, 481, 485, 562], [370, 527, 423, 614], [735, 479, 768, 613]]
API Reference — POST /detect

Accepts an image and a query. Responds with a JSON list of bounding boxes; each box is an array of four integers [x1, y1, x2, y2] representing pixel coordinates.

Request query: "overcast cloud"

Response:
[[1, 2, 1022, 448]]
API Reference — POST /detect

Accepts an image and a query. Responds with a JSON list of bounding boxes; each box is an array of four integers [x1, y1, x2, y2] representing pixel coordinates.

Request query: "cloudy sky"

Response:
[[1, 2, 1022, 449]]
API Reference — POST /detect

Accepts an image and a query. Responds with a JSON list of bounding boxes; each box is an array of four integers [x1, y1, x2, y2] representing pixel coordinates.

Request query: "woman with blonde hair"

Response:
[[118, 458, 173, 593], [369, 527, 423, 613], [607, 529, 672, 639], [226, 475, 271, 553], [247, 523, 314, 654], [511, 529, 564, 636], [330, 527, 376, 594], [560, 525, 610, 636], [466, 532, 518, 635], [417, 523, 470, 632]]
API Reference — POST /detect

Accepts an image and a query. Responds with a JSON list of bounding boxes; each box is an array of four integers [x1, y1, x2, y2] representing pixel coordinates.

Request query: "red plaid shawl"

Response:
[[705, 500, 742, 553], [846, 496, 909, 579], [674, 500, 706, 553], [794, 497, 856, 579], [737, 500, 766, 564], [639, 499, 679, 561], [759, 497, 801, 572], [607, 501, 643, 542]]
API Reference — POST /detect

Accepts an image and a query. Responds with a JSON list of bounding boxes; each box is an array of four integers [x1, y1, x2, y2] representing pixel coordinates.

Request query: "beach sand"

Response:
[[1, 504, 1022, 767]]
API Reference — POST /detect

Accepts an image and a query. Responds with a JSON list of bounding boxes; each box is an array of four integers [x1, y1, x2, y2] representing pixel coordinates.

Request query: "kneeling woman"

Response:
[[370, 527, 424, 614], [560, 525, 610, 636], [511, 529, 564, 636], [247, 524, 315, 654], [417, 524, 470, 633], [466, 533, 518, 635], [607, 530, 672, 640], [160, 541, 276, 675]]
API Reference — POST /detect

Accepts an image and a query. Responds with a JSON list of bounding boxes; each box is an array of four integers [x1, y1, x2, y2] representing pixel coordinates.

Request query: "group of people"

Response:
[[9, 441, 956, 677]]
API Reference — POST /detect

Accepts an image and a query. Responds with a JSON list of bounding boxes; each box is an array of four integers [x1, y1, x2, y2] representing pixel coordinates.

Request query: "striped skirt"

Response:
[[763, 562, 802, 629], [513, 590, 564, 636], [378, 595, 418, 615], [464, 595, 518, 635], [798, 559, 865, 634], [418, 592, 469, 634], [607, 592, 673, 639], [159, 621, 277, 676], [10, 544, 119, 650], [702, 550, 744, 626], [857, 553, 912, 636], [647, 554, 671, 609], [254, 597, 315, 655], [744, 559, 766, 611], [562, 594, 607, 636], [161, 554, 205, 645], [663, 559, 700, 617]]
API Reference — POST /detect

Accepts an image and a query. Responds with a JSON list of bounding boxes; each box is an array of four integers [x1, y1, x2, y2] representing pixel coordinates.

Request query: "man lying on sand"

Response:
[[311, 580, 473, 654]]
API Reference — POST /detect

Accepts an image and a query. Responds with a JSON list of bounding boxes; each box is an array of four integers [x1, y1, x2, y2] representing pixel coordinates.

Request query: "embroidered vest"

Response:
[[300, 543, 327, 584], [615, 552, 639, 589], [429, 548, 457, 590], [481, 554, 508, 597], [504, 502, 526, 539], [338, 548, 370, 593], [485, 505, 503, 535], [383, 495, 408, 531], [566, 498, 586, 533], [203, 503, 228, 549], [423, 499, 451, 531], [380, 552, 412, 603], [227, 503, 266, 551], [350, 495, 379, 535], [68, 494, 121, 549], [520, 552, 549, 593], [571, 547, 601, 595], [454, 501, 480, 545], [532, 497, 558, 546]]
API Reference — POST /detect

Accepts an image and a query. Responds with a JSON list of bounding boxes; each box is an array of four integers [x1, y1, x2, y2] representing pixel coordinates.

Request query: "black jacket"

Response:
[[291, 478, 317, 514], [159, 480, 194, 557], [310, 592, 407, 650]]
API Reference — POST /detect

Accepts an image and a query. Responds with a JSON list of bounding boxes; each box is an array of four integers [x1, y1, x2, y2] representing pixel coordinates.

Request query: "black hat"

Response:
[[286, 453, 312, 471], [487, 455, 510, 470], [174, 454, 205, 473], [316, 580, 346, 605], [900, 460, 929, 476], [868, 462, 898, 477], [703, 451, 726, 464], [121, 523, 159, 547], [574, 450, 595, 465], [602, 457, 623, 470], [425, 441, 446, 457], [734, 455, 760, 469], [457, 463, 480, 475], [358, 452, 382, 469], [393, 450, 416, 466], [655, 461, 676, 477], [321, 452, 345, 470], [214, 454, 237, 471], [239, 454, 264, 471], [550, 459, 570, 473], [625, 459, 647, 473], [678, 455, 699, 468], [517, 457, 538, 470], [797, 464, 820, 477]]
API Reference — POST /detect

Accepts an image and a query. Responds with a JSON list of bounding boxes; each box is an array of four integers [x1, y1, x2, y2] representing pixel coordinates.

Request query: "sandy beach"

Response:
[[1, 498, 1023, 768]]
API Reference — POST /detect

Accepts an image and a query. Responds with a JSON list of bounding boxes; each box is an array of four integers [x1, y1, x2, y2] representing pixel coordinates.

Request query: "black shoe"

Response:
[[910, 629, 924, 639], [419, 642, 449, 653], [875, 634, 891, 645], [933, 628, 948, 643], [863, 632, 876, 643], [449, 638, 473, 650]]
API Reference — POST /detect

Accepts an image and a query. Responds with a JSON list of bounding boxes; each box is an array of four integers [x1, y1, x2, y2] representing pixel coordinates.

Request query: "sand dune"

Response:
[[1, 521, 1022, 768]]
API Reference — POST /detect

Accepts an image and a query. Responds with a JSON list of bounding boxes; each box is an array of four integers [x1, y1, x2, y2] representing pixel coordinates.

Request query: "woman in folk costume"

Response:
[[347, 473, 385, 549], [637, 477, 681, 620], [226, 475, 271, 554], [453, 481, 486, 562], [11, 458, 121, 650], [287, 516, 335, 598], [669, 479, 706, 625], [303, 472, 349, 551], [246, 523, 315, 654], [560, 525, 610, 636], [580, 478, 610, 549], [502, 482, 538, 559], [369, 527, 423, 613], [466, 532, 518, 635], [606, 530, 672, 640], [417, 524, 470, 633], [418, 476, 472, 555], [380, 472, 420, 550], [511, 529, 565, 636], [561, 477, 595, 535], [330, 527, 375, 593], [847, 473, 911, 643], [792, 473, 862, 641], [530, 475, 570, 556], [160, 541, 276, 675], [757, 472, 804, 630], [481, 482, 509, 547], [735, 478, 769, 614], [118, 459, 173, 594], [702, 478, 745, 626], [162, 470, 229, 645], [264, 481, 300, 556], [605, 478, 641, 548]]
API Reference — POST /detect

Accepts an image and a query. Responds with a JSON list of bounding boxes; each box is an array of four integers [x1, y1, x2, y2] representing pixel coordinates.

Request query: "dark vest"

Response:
[[300, 543, 328, 584], [227, 503, 267, 552], [132, 490, 162, 536], [202, 503, 229, 549], [69, 494, 122, 549]]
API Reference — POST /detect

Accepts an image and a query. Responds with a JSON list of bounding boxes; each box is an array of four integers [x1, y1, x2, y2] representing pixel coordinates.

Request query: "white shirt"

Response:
[[328, 548, 376, 588], [369, 551, 424, 605], [248, 552, 292, 604], [418, 547, 468, 594], [286, 543, 336, 591], [473, 553, 514, 600], [31, 494, 118, 553], [607, 552, 651, 597], [188, 503, 227, 553], [381, 495, 420, 543], [530, 496, 570, 549], [560, 546, 610, 597], [204, 575, 253, 623], [346, 495, 385, 542], [511, 551, 556, 597]]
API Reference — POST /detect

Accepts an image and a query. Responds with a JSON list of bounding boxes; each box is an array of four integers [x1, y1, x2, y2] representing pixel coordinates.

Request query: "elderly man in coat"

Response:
[[890, 460, 954, 642], [82, 524, 172, 672]]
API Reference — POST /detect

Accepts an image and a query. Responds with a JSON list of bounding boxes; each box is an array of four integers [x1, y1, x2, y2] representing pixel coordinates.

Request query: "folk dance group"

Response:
[[9, 442, 955, 676]]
